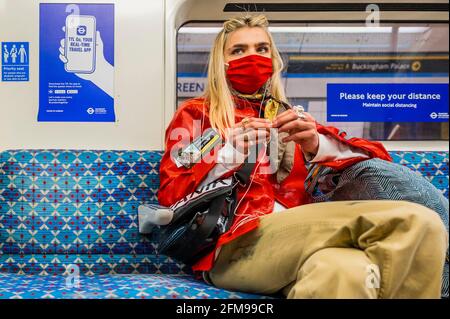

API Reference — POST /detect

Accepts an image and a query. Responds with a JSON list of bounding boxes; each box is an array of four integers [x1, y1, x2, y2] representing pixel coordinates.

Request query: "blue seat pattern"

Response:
[[0, 272, 266, 299]]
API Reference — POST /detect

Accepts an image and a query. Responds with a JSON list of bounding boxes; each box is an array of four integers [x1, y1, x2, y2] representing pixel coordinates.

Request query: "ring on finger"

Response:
[[242, 117, 250, 129], [293, 105, 306, 121]]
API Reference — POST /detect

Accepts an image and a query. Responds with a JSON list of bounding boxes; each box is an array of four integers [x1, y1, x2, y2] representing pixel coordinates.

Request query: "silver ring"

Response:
[[293, 105, 306, 120]]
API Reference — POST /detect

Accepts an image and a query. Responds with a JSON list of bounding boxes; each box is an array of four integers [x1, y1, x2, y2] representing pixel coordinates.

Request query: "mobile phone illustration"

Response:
[[64, 15, 97, 74]]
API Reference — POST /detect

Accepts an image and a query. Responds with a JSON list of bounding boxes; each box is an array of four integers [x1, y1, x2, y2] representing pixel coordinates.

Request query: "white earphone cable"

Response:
[[230, 84, 272, 233]]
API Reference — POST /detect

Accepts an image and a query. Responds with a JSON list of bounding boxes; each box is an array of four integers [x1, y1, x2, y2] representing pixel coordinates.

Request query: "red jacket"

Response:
[[157, 97, 392, 272]]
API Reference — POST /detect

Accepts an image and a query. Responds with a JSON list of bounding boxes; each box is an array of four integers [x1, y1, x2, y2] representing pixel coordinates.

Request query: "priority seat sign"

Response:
[[1, 42, 29, 81]]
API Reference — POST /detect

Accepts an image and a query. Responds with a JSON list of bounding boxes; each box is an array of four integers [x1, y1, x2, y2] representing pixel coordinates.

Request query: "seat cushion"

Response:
[[0, 150, 177, 274], [389, 151, 449, 199], [0, 272, 271, 299]]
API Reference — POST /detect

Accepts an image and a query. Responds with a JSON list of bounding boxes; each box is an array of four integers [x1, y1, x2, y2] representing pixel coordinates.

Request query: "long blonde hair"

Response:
[[204, 14, 287, 137]]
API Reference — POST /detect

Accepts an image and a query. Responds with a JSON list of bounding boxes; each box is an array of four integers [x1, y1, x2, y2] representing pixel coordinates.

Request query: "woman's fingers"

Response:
[[226, 125, 269, 138], [236, 129, 269, 143], [232, 129, 269, 153], [302, 112, 315, 122], [273, 110, 317, 132], [278, 118, 315, 134], [237, 117, 271, 124], [237, 117, 272, 130], [226, 117, 273, 154], [272, 109, 299, 128], [282, 130, 317, 143]]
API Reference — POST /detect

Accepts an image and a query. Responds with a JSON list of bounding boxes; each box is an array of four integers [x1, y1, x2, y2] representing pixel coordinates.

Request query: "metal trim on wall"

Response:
[[223, 2, 449, 12], [179, 19, 449, 26]]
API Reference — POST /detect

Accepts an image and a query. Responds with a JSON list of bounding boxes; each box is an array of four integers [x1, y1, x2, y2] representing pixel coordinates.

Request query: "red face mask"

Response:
[[226, 54, 273, 94]]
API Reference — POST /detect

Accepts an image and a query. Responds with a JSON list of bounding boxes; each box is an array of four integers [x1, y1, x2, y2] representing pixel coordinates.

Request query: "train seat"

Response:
[[0, 149, 447, 299]]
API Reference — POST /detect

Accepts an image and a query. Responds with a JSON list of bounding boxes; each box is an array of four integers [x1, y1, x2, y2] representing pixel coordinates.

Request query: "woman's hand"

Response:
[[225, 117, 272, 156], [271, 109, 319, 155]]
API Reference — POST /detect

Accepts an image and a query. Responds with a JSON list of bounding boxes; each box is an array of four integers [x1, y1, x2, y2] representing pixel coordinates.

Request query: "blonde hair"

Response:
[[203, 14, 287, 137]]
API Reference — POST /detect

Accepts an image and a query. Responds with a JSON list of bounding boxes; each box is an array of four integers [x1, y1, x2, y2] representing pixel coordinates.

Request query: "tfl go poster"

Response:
[[38, 3, 115, 122]]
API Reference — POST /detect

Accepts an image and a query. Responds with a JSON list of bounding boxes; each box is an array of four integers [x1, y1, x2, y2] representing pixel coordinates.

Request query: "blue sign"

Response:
[[1, 42, 29, 81], [38, 3, 115, 122], [327, 83, 449, 122]]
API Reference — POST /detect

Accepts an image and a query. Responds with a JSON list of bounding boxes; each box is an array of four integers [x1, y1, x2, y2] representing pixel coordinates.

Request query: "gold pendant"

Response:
[[264, 99, 279, 121]]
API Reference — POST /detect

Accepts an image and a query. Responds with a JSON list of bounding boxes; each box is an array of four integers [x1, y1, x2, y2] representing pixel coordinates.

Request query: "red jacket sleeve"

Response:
[[314, 123, 392, 171], [157, 101, 219, 207]]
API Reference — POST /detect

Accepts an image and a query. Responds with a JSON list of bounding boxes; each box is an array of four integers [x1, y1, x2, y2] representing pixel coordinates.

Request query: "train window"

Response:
[[177, 22, 449, 141]]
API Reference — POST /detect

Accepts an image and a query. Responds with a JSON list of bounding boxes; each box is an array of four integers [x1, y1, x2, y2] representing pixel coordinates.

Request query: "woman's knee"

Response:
[[298, 248, 378, 298], [400, 201, 448, 242], [303, 248, 370, 283]]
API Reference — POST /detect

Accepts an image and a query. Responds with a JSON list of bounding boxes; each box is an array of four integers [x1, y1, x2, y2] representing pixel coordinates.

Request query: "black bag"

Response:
[[157, 160, 255, 265]]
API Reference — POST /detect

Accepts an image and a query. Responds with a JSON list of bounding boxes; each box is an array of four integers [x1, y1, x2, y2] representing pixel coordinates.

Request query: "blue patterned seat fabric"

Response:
[[0, 150, 448, 299], [0, 272, 264, 299]]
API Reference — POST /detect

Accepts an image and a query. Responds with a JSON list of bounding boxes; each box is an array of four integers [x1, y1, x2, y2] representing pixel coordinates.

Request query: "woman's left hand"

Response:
[[271, 109, 319, 156]]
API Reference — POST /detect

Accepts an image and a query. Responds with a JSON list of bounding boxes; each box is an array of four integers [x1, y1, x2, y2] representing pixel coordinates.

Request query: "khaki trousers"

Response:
[[208, 200, 448, 299]]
